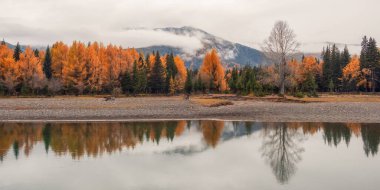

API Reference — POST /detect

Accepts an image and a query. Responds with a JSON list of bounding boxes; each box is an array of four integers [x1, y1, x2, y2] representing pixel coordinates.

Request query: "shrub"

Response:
[[294, 91, 305, 98]]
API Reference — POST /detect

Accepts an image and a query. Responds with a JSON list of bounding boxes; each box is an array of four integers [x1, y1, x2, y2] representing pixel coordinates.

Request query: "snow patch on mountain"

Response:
[[132, 26, 266, 68]]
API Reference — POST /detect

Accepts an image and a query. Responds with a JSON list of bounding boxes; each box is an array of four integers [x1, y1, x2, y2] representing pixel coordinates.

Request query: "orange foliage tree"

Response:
[[342, 55, 361, 91], [174, 55, 187, 91], [0, 43, 20, 94], [199, 49, 226, 92], [62, 41, 87, 93], [51, 42, 68, 80], [18, 47, 45, 93]]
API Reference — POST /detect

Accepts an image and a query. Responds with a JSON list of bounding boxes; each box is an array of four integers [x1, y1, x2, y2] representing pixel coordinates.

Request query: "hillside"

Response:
[[138, 26, 267, 68]]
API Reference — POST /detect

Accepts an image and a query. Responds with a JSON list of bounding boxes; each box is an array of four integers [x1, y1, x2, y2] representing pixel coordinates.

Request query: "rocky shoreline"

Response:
[[0, 96, 379, 123]]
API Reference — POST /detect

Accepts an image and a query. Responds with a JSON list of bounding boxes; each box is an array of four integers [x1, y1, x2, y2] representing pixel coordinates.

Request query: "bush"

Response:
[[20, 84, 31, 96], [294, 91, 305, 98], [306, 91, 318, 98]]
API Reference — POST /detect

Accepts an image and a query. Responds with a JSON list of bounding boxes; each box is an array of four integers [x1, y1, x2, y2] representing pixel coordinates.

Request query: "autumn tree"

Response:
[[342, 55, 361, 91], [63, 41, 87, 94], [86, 42, 102, 92], [102, 45, 122, 92], [51, 42, 68, 80], [199, 49, 226, 92], [173, 55, 187, 92], [0, 44, 19, 94], [18, 47, 45, 94], [262, 21, 299, 96]]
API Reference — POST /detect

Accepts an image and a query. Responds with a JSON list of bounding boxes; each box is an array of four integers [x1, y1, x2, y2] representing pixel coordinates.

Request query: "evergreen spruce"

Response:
[[149, 52, 166, 93], [328, 79, 334, 92], [331, 45, 341, 91], [185, 69, 193, 94], [360, 36, 380, 92], [322, 46, 332, 91], [138, 55, 148, 93], [165, 53, 177, 93], [34, 49, 40, 57], [302, 73, 318, 97], [132, 61, 138, 93], [341, 45, 351, 68], [360, 36, 369, 70], [43, 46, 53, 79], [121, 72, 132, 94], [366, 38, 380, 92], [13, 42, 21, 61]]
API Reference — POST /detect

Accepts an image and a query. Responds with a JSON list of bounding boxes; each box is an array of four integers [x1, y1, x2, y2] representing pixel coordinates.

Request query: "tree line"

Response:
[[0, 35, 379, 97], [0, 40, 190, 95]]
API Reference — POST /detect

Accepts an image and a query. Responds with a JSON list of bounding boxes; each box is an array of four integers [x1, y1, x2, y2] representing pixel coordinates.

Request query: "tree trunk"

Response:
[[280, 58, 286, 96], [372, 68, 375, 93]]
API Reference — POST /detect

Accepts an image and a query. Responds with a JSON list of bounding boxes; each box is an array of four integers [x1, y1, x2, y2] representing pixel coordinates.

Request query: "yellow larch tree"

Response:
[[199, 49, 227, 92], [51, 41, 69, 80], [18, 47, 45, 91], [174, 55, 187, 91], [0, 44, 20, 94], [63, 41, 87, 93]]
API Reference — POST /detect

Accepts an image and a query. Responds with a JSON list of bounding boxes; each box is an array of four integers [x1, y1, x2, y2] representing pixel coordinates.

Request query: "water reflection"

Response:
[[1, 122, 380, 159], [0, 121, 380, 185], [261, 123, 304, 184]]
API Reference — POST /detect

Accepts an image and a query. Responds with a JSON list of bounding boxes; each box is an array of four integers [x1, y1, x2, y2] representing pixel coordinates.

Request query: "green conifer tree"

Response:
[[43, 46, 53, 79], [185, 69, 193, 94], [13, 42, 21, 61], [132, 61, 139, 93], [149, 52, 166, 93]]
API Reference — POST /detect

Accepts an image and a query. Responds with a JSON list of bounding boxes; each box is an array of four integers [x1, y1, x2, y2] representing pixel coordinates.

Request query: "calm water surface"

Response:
[[0, 121, 379, 190]]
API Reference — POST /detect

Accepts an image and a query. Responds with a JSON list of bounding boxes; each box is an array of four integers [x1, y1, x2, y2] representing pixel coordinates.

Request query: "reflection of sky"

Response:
[[1, 123, 380, 190], [126, 122, 207, 156]]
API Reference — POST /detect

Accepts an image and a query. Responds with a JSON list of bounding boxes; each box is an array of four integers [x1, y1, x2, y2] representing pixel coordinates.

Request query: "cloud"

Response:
[[0, 21, 203, 54], [0, 0, 379, 54], [116, 28, 203, 54]]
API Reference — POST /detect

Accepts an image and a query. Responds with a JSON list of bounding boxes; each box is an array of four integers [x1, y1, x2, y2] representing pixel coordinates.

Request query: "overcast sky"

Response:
[[0, 0, 379, 53]]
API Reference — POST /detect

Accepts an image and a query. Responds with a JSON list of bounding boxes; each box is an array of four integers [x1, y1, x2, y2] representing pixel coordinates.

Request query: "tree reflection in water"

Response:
[[0, 121, 379, 183], [261, 123, 305, 184]]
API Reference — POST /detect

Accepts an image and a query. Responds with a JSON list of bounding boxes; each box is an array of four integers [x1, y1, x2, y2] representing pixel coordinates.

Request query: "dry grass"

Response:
[[286, 94, 380, 102], [191, 98, 233, 107]]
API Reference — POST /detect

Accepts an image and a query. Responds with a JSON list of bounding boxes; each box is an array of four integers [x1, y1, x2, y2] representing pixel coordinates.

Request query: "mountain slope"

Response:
[[137, 26, 267, 68]]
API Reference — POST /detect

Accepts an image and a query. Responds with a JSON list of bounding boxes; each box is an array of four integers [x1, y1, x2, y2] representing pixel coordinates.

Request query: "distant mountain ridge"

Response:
[[3, 26, 268, 69], [3, 41, 44, 52], [137, 26, 267, 68]]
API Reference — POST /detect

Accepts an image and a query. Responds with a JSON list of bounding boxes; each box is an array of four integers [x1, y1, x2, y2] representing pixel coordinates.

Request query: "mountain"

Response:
[[137, 26, 267, 68], [2, 41, 44, 52]]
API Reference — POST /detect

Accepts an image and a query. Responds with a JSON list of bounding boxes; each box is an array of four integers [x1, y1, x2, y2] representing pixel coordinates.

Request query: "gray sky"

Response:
[[0, 0, 379, 53]]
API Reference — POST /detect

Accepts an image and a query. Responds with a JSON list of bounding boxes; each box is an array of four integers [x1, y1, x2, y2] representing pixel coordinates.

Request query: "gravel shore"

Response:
[[0, 96, 379, 123]]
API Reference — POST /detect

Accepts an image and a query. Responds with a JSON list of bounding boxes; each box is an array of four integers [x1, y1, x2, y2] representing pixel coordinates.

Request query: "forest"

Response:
[[0, 36, 379, 97]]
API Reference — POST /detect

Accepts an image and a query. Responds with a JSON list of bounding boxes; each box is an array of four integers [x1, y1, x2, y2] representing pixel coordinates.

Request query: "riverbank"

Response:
[[0, 95, 379, 123]]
